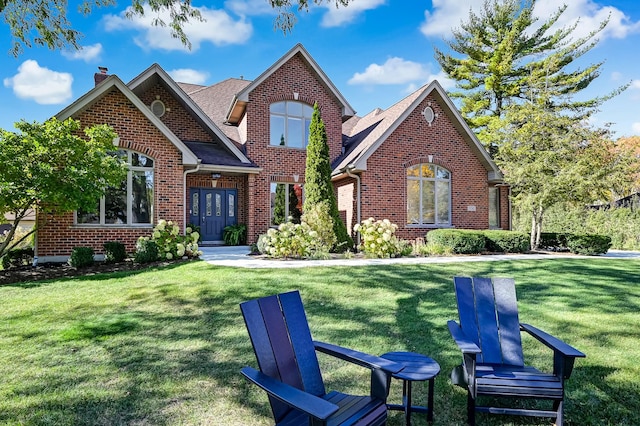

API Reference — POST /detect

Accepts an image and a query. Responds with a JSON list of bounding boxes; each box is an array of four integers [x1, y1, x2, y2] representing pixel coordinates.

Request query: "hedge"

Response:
[[426, 229, 486, 254], [483, 230, 530, 253]]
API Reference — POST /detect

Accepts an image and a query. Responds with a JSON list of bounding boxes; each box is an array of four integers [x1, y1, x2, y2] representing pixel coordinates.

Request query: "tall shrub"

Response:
[[303, 103, 353, 251]]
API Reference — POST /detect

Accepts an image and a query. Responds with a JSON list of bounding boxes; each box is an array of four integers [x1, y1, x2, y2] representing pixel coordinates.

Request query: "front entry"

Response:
[[189, 188, 237, 242]]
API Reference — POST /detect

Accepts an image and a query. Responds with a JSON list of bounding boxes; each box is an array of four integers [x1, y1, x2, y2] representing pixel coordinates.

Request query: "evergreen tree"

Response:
[[434, 0, 624, 151], [303, 103, 353, 251]]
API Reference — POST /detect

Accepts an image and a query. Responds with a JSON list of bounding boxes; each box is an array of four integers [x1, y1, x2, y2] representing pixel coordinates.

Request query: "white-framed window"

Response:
[[407, 163, 451, 226], [76, 150, 154, 225], [270, 101, 313, 148], [270, 182, 303, 225], [489, 186, 501, 228]]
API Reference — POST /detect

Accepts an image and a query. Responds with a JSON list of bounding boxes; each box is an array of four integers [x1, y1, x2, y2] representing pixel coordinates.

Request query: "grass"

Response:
[[1, 258, 639, 425]]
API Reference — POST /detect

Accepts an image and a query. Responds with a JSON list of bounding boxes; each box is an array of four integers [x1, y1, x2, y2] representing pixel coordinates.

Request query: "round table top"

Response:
[[381, 351, 441, 381]]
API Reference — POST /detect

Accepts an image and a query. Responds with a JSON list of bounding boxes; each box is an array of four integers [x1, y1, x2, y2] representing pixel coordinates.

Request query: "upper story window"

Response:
[[407, 163, 451, 226], [270, 101, 313, 148], [76, 150, 154, 226]]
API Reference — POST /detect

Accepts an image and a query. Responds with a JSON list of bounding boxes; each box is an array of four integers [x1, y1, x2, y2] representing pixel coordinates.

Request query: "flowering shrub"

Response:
[[354, 218, 405, 258], [136, 219, 202, 261]]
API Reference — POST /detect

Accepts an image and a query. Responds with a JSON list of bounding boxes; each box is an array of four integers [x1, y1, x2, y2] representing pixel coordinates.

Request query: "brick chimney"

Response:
[[94, 66, 109, 86]]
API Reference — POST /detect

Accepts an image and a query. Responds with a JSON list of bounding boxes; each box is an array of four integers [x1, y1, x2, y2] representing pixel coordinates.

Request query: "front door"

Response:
[[189, 188, 237, 242]]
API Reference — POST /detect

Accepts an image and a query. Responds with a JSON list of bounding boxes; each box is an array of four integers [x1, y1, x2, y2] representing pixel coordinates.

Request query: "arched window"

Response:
[[77, 150, 154, 225], [270, 101, 314, 148], [407, 163, 451, 225]]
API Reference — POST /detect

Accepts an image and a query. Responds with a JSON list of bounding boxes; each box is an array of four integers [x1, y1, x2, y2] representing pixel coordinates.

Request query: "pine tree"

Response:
[[304, 103, 353, 251]]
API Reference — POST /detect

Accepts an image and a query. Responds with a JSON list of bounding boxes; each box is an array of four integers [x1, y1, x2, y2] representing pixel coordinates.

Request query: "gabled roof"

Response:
[[333, 80, 502, 182], [55, 75, 199, 165], [224, 43, 356, 124], [128, 64, 253, 165]]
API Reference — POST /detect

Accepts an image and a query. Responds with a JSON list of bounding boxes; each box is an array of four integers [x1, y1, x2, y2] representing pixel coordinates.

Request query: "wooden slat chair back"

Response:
[[448, 277, 585, 426], [241, 290, 397, 426]]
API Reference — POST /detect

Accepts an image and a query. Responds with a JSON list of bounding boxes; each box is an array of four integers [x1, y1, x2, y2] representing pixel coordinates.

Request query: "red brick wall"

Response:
[[243, 52, 344, 243], [36, 88, 185, 259], [359, 94, 493, 241]]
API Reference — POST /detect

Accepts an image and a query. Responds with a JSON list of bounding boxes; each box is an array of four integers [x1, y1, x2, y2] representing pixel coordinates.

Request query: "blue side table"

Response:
[[381, 351, 440, 424]]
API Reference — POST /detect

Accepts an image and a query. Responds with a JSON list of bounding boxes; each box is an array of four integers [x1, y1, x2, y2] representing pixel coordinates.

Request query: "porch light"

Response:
[[211, 172, 221, 188]]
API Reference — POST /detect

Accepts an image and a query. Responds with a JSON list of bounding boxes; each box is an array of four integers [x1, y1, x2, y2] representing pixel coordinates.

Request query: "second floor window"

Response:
[[270, 101, 313, 148]]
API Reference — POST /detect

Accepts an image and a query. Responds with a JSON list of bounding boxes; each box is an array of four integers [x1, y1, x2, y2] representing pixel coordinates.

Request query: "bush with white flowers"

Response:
[[136, 219, 202, 261], [354, 218, 405, 258]]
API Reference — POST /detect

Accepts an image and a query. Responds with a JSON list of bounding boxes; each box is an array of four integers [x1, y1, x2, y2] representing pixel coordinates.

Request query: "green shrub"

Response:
[[426, 229, 486, 254], [302, 202, 337, 253], [354, 218, 405, 258], [103, 241, 127, 263], [134, 239, 159, 263], [566, 234, 612, 255], [69, 247, 95, 268], [540, 232, 571, 251], [1, 247, 34, 269], [140, 219, 201, 261], [223, 223, 247, 246], [411, 239, 453, 256], [483, 230, 530, 253]]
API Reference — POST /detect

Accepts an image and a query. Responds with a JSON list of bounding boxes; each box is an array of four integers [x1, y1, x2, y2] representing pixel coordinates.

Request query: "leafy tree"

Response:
[[0, 118, 127, 259], [2, 0, 353, 56], [303, 103, 353, 251], [434, 0, 623, 151], [493, 96, 635, 249]]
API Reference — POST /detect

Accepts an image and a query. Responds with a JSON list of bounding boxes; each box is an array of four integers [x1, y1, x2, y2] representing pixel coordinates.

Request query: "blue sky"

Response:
[[2, 0, 640, 138]]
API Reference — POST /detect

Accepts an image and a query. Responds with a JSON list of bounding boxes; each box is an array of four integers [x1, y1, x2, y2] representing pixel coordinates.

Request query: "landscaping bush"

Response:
[[1, 247, 34, 269], [411, 238, 453, 256], [483, 230, 530, 253], [69, 247, 94, 268], [540, 232, 571, 251], [566, 234, 612, 255], [222, 223, 247, 246], [426, 229, 486, 254], [134, 239, 159, 263], [138, 220, 201, 262], [354, 218, 405, 258], [103, 241, 127, 263]]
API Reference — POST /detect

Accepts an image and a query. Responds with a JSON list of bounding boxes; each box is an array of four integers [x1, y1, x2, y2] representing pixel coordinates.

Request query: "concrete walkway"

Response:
[[200, 246, 640, 269]]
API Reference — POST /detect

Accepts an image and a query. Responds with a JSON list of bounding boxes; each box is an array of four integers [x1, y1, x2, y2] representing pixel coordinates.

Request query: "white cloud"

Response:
[[631, 80, 640, 90], [61, 43, 103, 62], [632, 122, 640, 134], [321, 0, 385, 27], [348, 57, 452, 86], [420, 0, 640, 41], [168, 68, 209, 85], [3, 60, 73, 105], [224, 0, 274, 16], [103, 5, 252, 52]]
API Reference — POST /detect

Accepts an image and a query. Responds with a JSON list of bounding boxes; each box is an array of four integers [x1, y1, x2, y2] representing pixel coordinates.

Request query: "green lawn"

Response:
[[1, 258, 639, 425]]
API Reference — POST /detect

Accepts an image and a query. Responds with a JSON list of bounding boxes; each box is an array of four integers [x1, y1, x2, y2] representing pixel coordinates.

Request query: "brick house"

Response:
[[36, 44, 509, 262]]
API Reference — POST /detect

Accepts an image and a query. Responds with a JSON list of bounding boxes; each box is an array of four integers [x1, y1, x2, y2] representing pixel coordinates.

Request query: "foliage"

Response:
[[353, 218, 405, 258], [0, 118, 126, 261], [271, 0, 351, 34], [303, 103, 353, 251], [222, 223, 247, 246], [69, 246, 95, 268], [134, 239, 159, 263], [434, 0, 623, 151], [300, 201, 337, 251], [411, 238, 453, 257], [140, 219, 201, 261], [482, 230, 529, 253], [566, 234, 612, 256], [1, 247, 34, 269], [103, 241, 127, 263], [539, 232, 571, 251], [426, 229, 486, 254]]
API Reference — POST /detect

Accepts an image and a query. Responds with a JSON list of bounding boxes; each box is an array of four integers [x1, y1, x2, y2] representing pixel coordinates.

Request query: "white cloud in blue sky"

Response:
[[168, 69, 210, 85], [225, 0, 276, 16], [61, 43, 103, 62], [3, 61, 73, 105], [320, 0, 386, 27], [103, 5, 253, 52]]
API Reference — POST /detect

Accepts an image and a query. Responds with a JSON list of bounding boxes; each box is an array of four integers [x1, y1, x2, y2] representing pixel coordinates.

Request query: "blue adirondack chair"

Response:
[[448, 277, 585, 426], [240, 290, 403, 426]]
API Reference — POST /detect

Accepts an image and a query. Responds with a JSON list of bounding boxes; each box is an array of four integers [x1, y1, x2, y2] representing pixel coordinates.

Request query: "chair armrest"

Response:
[[448, 320, 481, 355], [520, 323, 585, 358], [313, 341, 403, 374], [241, 367, 339, 420]]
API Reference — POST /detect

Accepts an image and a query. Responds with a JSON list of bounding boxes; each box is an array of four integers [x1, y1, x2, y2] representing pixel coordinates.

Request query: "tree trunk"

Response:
[[530, 205, 544, 250]]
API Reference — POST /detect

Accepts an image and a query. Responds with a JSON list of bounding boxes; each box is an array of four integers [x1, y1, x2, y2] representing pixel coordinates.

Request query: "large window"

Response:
[[270, 101, 313, 148], [407, 164, 451, 226], [77, 150, 154, 225], [489, 186, 501, 228], [270, 183, 303, 225]]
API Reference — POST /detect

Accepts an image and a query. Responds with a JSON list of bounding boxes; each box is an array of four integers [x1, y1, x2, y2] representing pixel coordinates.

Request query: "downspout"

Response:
[[183, 160, 202, 233], [345, 164, 361, 247]]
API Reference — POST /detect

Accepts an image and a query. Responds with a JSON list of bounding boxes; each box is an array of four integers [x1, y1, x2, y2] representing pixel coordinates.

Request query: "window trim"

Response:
[[269, 100, 313, 149], [75, 150, 154, 227], [406, 163, 452, 227]]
